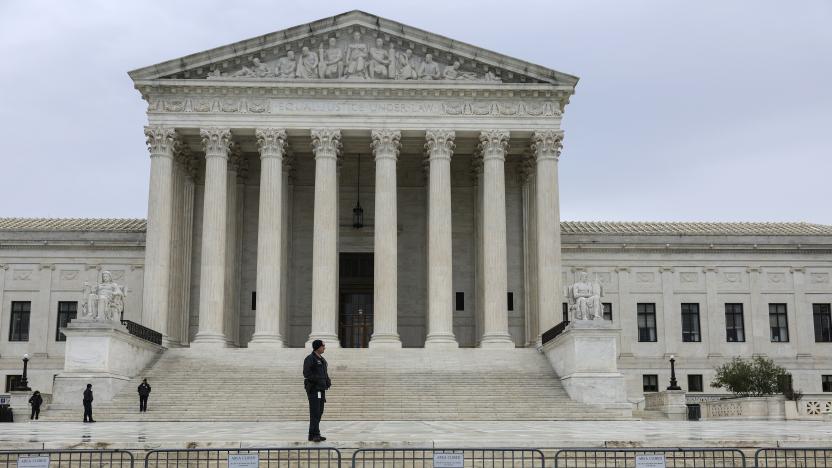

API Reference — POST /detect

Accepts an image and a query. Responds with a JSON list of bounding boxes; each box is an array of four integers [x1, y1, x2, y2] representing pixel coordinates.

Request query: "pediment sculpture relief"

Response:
[[205, 31, 504, 83]]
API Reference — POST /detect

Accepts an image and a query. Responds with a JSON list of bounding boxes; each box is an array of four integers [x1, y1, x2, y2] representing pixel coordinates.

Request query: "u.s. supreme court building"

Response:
[[1, 11, 831, 419]]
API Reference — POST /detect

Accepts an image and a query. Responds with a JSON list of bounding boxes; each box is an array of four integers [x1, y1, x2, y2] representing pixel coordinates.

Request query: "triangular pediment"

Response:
[[129, 10, 578, 86]]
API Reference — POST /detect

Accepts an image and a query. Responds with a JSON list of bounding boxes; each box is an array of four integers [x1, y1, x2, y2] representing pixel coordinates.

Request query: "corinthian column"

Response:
[[479, 130, 515, 348], [193, 127, 232, 346], [250, 128, 288, 347], [532, 131, 564, 340], [369, 129, 402, 348], [142, 126, 178, 338], [424, 129, 458, 348], [308, 129, 342, 348]]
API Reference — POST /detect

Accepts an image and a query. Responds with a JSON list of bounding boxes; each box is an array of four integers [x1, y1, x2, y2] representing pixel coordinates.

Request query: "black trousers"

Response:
[[139, 395, 148, 412], [83, 401, 93, 421], [30, 407, 40, 420], [307, 390, 325, 437]]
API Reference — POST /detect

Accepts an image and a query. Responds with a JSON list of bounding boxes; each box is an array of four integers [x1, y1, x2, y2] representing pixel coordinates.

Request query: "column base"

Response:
[[248, 333, 286, 348], [425, 334, 459, 349], [306, 334, 341, 349], [191, 332, 228, 348], [369, 333, 402, 349], [479, 333, 515, 349]]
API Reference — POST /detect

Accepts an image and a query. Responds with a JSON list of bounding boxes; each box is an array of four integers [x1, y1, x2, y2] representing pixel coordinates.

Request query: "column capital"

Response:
[[531, 130, 564, 161], [478, 130, 510, 161], [311, 128, 342, 160], [425, 129, 455, 161], [145, 126, 179, 158], [256, 128, 288, 159], [371, 129, 402, 161], [200, 127, 232, 158]]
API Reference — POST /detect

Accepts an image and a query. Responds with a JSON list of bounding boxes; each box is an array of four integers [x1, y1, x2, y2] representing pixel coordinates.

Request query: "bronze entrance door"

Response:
[[339, 253, 374, 348]]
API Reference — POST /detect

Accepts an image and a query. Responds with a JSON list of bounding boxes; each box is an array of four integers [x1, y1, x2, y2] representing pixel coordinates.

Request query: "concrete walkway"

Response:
[[1, 420, 831, 450]]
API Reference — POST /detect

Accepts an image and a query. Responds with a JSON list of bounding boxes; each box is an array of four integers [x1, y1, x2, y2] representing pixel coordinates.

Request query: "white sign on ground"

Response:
[[227, 453, 259, 468], [16, 456, 50, 468], [433, 453, 464, 468], [635, 454, 667, 468]]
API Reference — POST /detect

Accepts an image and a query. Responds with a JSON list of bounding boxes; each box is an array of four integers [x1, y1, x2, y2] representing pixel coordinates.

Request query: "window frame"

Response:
[[725, 303, 746, 342], [813, 303, 832, 343], [9, 301, 31, 342], [769, 303, 790, 343], [681, 303, 702, 342], [642, 374, 659, 392], [55, 301, 78, 342], [687, 374, 704, 392], [637, 303, 657, 342], [822, 375, 832, 393], [602, 303, 613, 321]]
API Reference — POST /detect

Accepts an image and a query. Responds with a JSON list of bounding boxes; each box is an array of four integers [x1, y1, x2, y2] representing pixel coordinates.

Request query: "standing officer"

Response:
[[28, 390, 43, 420], [303, 340, 331, 442], [82, 383, 95, 423], [137, 378, 151, 412]]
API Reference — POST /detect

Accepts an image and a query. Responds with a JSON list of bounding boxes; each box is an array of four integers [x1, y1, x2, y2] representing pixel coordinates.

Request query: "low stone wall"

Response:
[[701, 396, 785, 420]]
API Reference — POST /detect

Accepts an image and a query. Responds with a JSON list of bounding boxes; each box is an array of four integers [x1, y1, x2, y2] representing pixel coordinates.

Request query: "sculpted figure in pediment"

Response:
[[368, 38, 391, 79], [443, 61, 478, 80], [318, 37, 344, 79], [483, 69, 501, 82], [394, 49, 418, 80], [418, 53, 442, 80], [296, 46, 319, 79], [275, 50, 297, 79], [230, 57, 271, 78], [344, 31, 369, 79]]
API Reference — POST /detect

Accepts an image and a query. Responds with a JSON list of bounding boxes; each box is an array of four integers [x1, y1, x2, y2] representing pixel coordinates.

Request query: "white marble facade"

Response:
[[1, 11, 832, 399]]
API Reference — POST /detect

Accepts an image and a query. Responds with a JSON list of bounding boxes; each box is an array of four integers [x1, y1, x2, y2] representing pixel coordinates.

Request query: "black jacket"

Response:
[[303, 352, 331, 392], [29, 394, 43, 408], [138, 383, 151, 397], [83, 389, 93, 403]]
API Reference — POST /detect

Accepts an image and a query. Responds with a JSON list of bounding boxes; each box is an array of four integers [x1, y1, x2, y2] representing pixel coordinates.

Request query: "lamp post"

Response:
[[667, 354, 681, 391], [19, 353, 31, 391]]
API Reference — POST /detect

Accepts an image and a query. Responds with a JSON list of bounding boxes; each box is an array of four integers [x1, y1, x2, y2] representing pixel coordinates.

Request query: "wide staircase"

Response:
[[43, 347, 627, 421]]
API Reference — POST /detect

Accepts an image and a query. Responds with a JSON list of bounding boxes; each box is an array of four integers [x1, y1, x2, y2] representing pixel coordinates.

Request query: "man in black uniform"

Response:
[[303, 339, 331, 442], [138, 378, 151, 412], [28, 391, 43, 420], [83, 384, 95, 423]]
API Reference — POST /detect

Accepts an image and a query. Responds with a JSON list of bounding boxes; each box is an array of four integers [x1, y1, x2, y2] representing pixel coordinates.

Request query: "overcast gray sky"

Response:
[[1, 0, 830, 223]]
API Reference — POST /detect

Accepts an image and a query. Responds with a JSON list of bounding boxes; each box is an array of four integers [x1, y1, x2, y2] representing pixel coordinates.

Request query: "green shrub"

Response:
[[710, 356, 789, 397]]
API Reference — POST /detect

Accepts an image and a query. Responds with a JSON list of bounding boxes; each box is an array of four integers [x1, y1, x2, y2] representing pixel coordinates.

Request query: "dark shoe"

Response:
[[318, 436, 327, 441], [89, 420, 96, 423], [311, 436, 323, 443]]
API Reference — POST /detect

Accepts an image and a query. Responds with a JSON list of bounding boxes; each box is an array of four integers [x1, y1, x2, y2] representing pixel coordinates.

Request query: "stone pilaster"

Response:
[[747, 267, 764, 355], [531, 131, 564, 339], [792, 267, 813, 359], [142, 126, 178, 337], [478, 130, 515, 348], [369, 129, 402, 348], [309, 129, 342, 347], [661, 267, 676, 356], [704, 266, 721, 357], [30, 263, 54, 357], [424, 129, 458, 348], [193, 127, 232, 346], [250, 128, 288, 347]]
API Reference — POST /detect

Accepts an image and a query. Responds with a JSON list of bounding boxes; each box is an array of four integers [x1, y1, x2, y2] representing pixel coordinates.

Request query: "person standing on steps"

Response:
[[138, 378, 151, 412], [83, 383, 95, 423], [303, 339, 331, 442], [28, 390, 43, 420]]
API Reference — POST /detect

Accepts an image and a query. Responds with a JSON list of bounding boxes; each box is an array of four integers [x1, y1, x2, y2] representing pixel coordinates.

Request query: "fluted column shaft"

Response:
[[142, 126, 178, 337], [479, 130, 515, 348], [251, 128, 288, 347], [309, 129, 342, 347], [193, 127, 232, 346], [369, 129, 402, 348], [425, 130, 458, 348], [223, 150, 240, 346], [532, 131, 564, 339]]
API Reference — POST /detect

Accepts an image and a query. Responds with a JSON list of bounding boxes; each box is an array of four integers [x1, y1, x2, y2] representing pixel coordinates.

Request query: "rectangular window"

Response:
[[455, 292, 464, 311], [562, 303, 569, 323], [823, 375, 832, 393], [5, 375, 23, 392], [769, 303, 789, 342], [681, 303, 701, 342], [813, 304, 832, 343], [643, 374, 659, 392], [687, 374, 704, 392], [637, 303, 657, 342], [603, 303, 613, 321], [251, 291, 256, 311], [9, 301, 31, 342], [507, 292, 514, 311], [725, 303, 746, 342], [55, 301, 78, 342]]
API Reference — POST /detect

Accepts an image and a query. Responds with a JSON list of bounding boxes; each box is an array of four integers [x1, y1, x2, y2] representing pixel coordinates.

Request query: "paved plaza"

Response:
[[1, 420, 831, 450]]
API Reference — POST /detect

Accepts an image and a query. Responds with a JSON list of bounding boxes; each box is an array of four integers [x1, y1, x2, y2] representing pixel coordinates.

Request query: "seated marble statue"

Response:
[[443, 61, 479, 80], [81, 271, 126, 322], [565, 271, 604, 320]]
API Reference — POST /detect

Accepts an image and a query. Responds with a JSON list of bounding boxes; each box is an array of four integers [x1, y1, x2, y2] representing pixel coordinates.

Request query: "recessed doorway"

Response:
[[339, 253, 373, 348]]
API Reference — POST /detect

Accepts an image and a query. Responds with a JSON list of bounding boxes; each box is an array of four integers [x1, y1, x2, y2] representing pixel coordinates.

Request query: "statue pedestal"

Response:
[[644, 389, 688, 420], [541, 320, 631, 416], [51, 320, 163, 406]]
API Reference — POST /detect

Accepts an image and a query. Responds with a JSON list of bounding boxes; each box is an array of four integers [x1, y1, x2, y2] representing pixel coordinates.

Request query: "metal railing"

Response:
[[553, 448, 746, 467], [144, 447, 341, 467], [542, 320, 570, 344], [755, 448, 832, 467], [352, 448, 546, 467], [0, 449, 134, 467], [122, 319, 163, 345]]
